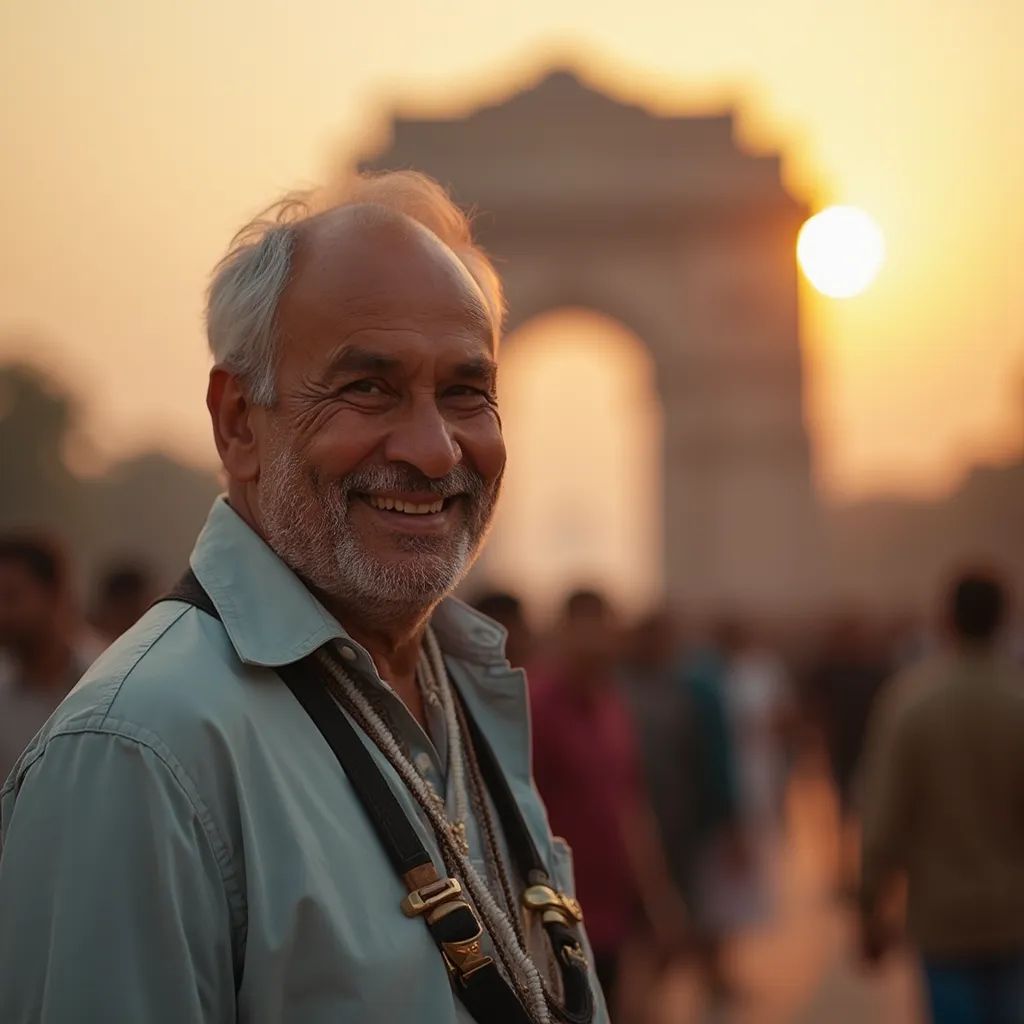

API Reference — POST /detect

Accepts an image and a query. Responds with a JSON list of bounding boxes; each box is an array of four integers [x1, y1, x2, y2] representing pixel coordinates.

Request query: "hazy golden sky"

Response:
[[2, 0, 1021, 503]]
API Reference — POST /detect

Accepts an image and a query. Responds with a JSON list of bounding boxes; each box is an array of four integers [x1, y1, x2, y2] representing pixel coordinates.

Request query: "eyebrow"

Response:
[[322, 346, 403, 380], [451, 355, 498, 388], [321, 346, 498, 388]]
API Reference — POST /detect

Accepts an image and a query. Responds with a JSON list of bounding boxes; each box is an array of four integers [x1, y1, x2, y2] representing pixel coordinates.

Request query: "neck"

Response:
[[333, 600, 431, 678], [330, 600, 440, 729], [228, 482, 259, 531]]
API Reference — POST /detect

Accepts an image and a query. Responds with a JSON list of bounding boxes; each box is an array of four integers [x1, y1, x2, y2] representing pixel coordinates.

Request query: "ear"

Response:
[[207, 368, 262, 483]]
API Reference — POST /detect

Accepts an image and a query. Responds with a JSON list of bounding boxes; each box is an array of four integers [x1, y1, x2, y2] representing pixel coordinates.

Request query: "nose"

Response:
[[382, 396, 462, 480]]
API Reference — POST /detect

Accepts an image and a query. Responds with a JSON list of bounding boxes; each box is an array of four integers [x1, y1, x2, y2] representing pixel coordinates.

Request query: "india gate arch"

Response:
[[361, 68, 825, 618]]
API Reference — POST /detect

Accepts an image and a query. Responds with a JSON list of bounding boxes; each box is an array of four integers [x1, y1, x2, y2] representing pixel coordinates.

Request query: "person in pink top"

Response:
[[531, 590, 687, 1015]]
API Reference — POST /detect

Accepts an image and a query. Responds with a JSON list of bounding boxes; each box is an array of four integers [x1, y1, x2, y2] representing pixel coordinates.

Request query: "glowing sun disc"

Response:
[[798, 206, 885, 298]]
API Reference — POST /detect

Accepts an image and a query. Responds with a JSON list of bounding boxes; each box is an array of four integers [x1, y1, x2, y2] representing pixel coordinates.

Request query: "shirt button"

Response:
[[415, 752, 434, 776], [339, 645, 357, 662]]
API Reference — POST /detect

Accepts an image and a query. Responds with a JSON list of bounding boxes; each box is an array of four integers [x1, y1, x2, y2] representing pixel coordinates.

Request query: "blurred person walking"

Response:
[[810, 612, 893, 894], [685, 620, 793, 1002], [674, 627, 746, 1003], [531, 591, 687, 1019], [0, 535, 89, 781], [714, 622, 794, 917], [858, 571, 1024, 1024], [619, 610, 718, 1019], [0, 172, 603, 1024], [619, 610, 695, 907]]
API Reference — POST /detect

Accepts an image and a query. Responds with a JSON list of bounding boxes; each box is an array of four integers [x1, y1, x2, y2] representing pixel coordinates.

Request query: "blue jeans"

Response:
[[922, 952, 1024, 1024]]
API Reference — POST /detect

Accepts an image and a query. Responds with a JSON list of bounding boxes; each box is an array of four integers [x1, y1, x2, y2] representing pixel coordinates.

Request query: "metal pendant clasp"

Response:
[[521, 883, 584, 927]]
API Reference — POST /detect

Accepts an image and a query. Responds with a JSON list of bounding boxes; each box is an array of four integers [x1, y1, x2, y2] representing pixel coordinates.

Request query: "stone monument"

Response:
[[362, 69, 823, 618]]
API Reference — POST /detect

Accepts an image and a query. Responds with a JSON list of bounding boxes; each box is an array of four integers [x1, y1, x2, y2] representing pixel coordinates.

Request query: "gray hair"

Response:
[[206, 171, 505, 406]]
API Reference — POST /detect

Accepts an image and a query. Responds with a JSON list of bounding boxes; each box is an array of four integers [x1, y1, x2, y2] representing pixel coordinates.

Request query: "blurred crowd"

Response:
[[2, 531, 1022, 1023], [470, 587, 887, 1019], [0, 536, 156, 779], [473, 576, 1024, 1023]]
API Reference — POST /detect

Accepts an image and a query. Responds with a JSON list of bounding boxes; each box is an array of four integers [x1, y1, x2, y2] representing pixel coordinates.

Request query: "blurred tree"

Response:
[[0, 361, 85, 542], [86, 451, 219, 587], [0, 358, 219, 592]]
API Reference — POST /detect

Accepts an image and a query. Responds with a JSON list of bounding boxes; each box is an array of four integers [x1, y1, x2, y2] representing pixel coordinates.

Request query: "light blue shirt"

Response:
[[0, 498, 607, 1023]]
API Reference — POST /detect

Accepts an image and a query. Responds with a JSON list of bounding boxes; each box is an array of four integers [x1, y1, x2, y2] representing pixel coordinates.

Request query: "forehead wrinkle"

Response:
[[339, 290, 492, 341], [457, 295, 494, 342]]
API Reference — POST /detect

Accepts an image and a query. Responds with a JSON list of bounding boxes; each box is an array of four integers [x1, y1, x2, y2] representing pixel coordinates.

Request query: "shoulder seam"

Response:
[[98, 603, 192, 727]]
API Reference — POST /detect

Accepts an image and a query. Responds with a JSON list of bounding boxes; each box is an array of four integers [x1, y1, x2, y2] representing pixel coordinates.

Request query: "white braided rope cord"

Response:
[[419, 632, 534, 960], [314, 643, 551, 1024], [420, 630, 472, 842]]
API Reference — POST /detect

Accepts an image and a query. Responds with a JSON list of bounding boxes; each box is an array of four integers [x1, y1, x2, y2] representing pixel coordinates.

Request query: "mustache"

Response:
[[338, 463, 487, 501]]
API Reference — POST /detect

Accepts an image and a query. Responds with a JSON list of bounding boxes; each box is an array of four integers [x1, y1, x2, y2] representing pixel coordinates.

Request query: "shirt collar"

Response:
[[189, 496, 509, 669], [190, 497, 346, 666], [430, 597, 509, 667]]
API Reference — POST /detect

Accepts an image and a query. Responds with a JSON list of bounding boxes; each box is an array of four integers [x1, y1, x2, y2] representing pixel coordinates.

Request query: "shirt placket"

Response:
[[333, 639, 485, 860]]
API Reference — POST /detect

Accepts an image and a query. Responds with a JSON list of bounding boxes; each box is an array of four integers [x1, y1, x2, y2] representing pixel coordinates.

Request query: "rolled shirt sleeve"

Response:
[[0, 726, 238, 1023]]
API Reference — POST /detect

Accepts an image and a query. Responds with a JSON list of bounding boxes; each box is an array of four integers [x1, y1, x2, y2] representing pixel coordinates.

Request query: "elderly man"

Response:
[[0, 172, 603, 1024]]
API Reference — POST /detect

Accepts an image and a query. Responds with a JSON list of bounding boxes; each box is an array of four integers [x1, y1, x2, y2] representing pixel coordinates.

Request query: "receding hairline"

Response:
[[291, 202, 478, 280], [293, 200, 429, 241], [284, 202, 497, 342]]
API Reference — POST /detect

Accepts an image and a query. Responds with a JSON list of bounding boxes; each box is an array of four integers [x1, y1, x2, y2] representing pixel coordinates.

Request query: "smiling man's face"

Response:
[[253, 206, 505, 615]]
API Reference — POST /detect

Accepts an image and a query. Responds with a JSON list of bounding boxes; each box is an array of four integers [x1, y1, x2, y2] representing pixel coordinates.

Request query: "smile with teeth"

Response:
[[364, 495, 446, 515]]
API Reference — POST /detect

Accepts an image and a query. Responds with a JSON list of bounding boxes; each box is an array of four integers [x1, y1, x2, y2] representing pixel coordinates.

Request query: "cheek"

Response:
[[459, 415, 506, 485], [299, 413, 386, 480]]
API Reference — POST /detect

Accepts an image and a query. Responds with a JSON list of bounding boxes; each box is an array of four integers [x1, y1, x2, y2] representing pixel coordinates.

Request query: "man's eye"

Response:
[[342, 380, 386, 396], [445, 386, 493, 401]]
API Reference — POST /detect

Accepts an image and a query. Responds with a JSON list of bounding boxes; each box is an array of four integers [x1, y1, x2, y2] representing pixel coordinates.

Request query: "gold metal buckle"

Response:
[[428, 901, 495, 983], [401, 876, 463, 918], [521, 883, 584, 926]]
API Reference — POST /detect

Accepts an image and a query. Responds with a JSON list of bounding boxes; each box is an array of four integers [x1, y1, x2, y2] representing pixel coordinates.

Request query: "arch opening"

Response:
[[477, 307, 664, 622]]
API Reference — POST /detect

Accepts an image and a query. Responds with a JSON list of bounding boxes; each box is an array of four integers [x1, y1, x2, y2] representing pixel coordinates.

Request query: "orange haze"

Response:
[[2, 0, 1022, 504]]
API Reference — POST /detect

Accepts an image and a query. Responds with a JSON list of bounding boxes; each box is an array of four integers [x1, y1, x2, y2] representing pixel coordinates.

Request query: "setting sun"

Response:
[[797, 205, 886, 298]]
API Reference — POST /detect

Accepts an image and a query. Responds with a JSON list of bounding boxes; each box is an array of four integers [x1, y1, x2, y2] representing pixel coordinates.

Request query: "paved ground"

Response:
[[640, 769, 922, 1024]]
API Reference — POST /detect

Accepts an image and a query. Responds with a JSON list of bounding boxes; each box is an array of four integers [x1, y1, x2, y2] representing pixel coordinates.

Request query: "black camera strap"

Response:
[[160, 570, 593, 1024]]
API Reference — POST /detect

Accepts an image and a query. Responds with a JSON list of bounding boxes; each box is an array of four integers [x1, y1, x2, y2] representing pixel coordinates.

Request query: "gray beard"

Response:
[[259, 449, 498, 621]]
